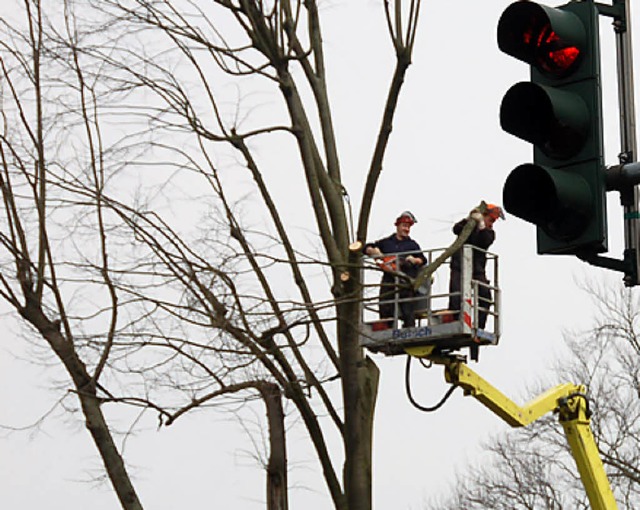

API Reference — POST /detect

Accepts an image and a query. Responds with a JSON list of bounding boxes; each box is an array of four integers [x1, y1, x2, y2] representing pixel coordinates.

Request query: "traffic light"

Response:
[[498, 0, 606, 255]]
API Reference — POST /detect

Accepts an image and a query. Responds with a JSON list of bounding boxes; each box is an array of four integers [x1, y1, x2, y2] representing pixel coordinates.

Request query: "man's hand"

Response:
[[405, 255, 423, 266]]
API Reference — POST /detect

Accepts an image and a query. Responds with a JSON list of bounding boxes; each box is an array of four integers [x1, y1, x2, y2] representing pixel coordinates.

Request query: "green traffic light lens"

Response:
[[503, 164, 591, 241]]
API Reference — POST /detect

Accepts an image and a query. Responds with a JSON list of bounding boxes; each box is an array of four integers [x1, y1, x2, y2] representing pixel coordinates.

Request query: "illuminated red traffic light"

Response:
[[526, 25, 580, 74], [498, 2, 585, 78]]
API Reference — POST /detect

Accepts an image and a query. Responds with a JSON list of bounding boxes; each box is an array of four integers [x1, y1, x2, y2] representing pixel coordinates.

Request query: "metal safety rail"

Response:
[[360, 245, 501, 357]]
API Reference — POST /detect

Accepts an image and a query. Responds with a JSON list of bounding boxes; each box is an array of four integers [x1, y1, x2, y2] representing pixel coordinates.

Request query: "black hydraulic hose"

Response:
[[404, 355, 458, 412], [559, 391, 592, 418]]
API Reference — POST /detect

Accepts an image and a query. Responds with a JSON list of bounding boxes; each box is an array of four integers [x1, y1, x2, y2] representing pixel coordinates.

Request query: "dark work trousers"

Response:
[[378, 282, 417, 328], [448, 270, 492, 329]]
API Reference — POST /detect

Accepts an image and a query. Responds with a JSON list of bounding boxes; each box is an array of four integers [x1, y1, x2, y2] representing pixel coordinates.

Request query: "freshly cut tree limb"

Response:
[[411, 201, 487, 292]]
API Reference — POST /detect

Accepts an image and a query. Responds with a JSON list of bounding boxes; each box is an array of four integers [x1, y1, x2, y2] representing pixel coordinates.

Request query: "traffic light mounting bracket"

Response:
[[579, 161, 640, 284], [577, 249, 638, 285], [594, 1, 625, 20], [581, 161, 640, 286]]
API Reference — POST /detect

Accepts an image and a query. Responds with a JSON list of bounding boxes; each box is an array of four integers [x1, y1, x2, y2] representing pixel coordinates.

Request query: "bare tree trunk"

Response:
[[20, 299, 143, 510], [79, 395, 144, 510], [259, 383, 288, 510], [339, 259, 380, 510]]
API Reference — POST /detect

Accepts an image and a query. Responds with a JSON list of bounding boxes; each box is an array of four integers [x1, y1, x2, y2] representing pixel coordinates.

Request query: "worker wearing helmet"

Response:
[[448, 203, 505, 330], [364, 211, 425, 328]]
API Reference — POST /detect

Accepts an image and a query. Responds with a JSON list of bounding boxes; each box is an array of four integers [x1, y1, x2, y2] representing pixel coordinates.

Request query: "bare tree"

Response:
[[0, 2, 143, 508], [425, 281, 640, 510], [1, 1, 424, 509]]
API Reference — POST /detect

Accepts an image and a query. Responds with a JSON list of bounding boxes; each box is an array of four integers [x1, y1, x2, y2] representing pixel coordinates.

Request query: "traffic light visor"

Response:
[[503, 163, 591, 241], [498, 2, 586, 78]]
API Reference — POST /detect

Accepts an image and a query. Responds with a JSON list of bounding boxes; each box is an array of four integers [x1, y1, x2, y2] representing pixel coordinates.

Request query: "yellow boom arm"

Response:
[[413, 352, 618, 510]]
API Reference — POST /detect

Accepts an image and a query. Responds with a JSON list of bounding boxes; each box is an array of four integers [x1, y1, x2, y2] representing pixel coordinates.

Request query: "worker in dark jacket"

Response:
[[364, 211, 425, 327], [448, 204, 504, 329]]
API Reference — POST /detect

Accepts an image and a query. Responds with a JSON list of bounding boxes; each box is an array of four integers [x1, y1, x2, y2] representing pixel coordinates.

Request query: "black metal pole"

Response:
[[613, 0, 639, 285]]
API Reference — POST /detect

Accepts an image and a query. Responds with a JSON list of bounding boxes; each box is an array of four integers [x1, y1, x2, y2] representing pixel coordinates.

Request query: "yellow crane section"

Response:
[[406, 348, 618, 510]]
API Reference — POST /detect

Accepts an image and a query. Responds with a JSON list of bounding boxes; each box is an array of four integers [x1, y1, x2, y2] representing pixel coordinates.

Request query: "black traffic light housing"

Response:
[[498, 0, 606, 255]]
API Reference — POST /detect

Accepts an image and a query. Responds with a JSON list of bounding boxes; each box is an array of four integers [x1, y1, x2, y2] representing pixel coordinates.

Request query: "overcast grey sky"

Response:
[[1, 0, 638, 508]]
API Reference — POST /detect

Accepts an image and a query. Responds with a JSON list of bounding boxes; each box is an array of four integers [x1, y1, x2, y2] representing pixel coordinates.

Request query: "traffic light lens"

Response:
[[498, 2, 586, 78], [523, 24, 580, 75], [503, 164, 591, 242], [500, 82, 588, 160], [543, 35, 579, 73]]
